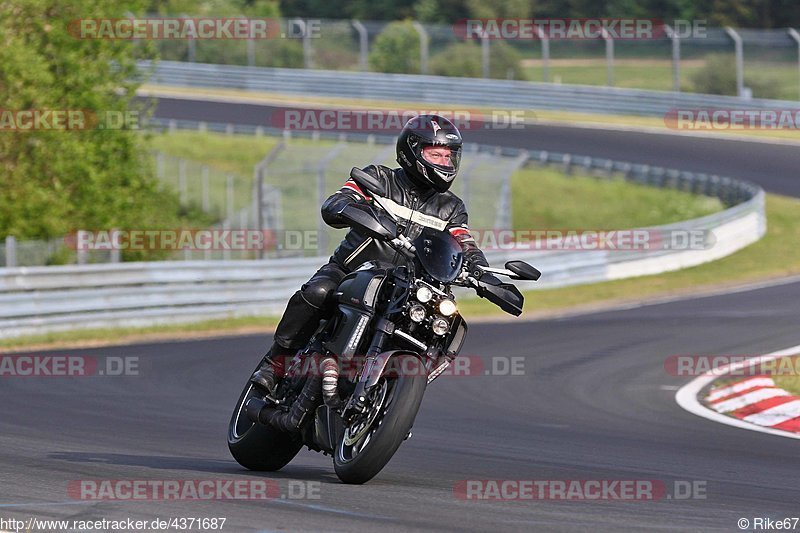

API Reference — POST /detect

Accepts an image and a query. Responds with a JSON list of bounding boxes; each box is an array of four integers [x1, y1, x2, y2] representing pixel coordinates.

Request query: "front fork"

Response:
[[343, 317, 395, 420]]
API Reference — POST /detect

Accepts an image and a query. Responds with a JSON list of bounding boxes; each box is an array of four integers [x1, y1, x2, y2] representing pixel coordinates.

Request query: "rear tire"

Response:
[[228, 371, 303, 471], [334, 355, 426, 484]]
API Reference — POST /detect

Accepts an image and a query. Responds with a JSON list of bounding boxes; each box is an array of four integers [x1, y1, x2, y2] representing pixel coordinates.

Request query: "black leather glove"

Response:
[[464, 252, 490, 279]]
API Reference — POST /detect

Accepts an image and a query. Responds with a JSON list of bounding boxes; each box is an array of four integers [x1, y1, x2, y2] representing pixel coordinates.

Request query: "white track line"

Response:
[[675, 343, 800, 440]]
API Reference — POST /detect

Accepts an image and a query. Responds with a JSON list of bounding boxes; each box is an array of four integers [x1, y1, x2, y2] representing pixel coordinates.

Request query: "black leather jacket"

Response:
[[321, 165, 489, 272]]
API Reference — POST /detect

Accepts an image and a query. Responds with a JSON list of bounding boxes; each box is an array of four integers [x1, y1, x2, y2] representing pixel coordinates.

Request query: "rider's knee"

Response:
[[301, 278, 338, 309]]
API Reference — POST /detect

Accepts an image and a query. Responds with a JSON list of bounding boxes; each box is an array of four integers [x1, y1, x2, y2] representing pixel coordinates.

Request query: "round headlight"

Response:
[[409, 304, 426, 323], [438, 299, 457, 317], [416, 286, 433, 303], [431, 317, 449, 336]]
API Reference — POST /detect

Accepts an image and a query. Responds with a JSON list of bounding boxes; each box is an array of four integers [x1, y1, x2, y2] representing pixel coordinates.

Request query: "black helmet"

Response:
[[396, 114, 463, 193]]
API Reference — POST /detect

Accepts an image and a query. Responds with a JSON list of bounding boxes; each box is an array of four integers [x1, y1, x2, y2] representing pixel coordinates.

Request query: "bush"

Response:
[[429, 40, 528, 80], [689, 54, 737, 96], [256, 39, 305, 68], [368, 20, 420, 74], [690, 53, 783, 99]]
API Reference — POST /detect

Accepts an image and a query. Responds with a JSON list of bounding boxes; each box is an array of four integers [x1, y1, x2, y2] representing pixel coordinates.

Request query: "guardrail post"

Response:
[[5, 236, 16, 267], [110, 229, 121, 263], [291, 19, 313, 69], [481, 28, 490, 78], [226, 174, 235, 223], [411, 22, 429, 75], [665, 24, 681, 92], [178, 159, 187, 205], [535, 26, 550, 82], [254, 141, 286, 259], [352, 20, 369, 71], [184, 16, 196, 62], [601, 28, 614, 86], [316, 143, 347, 256], [788, 29, 800, 100], [247, 38, 255, 67], [724, 27, 745, 98], [201, 166, 210, 212]]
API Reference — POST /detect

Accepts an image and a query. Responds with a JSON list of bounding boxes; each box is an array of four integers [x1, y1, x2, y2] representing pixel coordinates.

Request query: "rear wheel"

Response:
[[228, 370, 303, 471], [333, 355, 426, 484]]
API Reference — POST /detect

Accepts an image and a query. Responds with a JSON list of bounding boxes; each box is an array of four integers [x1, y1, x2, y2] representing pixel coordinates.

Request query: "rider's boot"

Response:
[[251, 342, 295, 395]]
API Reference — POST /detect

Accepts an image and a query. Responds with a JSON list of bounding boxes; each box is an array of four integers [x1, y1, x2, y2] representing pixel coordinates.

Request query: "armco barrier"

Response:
[[142, 60, 800, 118]]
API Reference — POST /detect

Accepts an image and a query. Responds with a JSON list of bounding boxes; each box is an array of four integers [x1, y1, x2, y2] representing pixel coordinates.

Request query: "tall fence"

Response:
[[1, 128, 520, 266], [146, 16, 800, 100]]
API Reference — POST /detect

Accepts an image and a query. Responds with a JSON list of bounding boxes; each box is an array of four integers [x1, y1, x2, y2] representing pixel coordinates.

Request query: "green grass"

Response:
[[773, 356, 800, 396], [512, 166, 723, 230], [458, 193, 800, 319], [521, 58, 800, 100], [149, 130, 280, 175]]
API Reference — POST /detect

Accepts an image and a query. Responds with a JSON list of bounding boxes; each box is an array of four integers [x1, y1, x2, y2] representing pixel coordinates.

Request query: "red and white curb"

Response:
[[675, 343, 800, 439]]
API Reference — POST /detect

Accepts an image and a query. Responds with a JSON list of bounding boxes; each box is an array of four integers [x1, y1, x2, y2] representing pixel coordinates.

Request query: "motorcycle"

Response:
[[228, 167, 541, 484]]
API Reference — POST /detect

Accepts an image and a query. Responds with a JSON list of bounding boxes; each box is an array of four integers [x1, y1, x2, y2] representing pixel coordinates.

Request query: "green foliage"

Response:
[[368, 20, 420, 74], [689, 54, 738, 96], [0, 0, 206, 261], [277, 0, 800, 29], [690, 53, 784, 98], [429, 40, 528, 80]]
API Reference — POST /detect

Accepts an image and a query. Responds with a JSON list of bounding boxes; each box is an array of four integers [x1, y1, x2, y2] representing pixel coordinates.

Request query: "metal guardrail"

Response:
[[0, 139, 765, 339], [142, 60, 800, 117]]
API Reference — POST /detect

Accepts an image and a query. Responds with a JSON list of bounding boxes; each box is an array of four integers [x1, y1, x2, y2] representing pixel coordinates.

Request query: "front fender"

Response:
[[363, 350, 425, 389]]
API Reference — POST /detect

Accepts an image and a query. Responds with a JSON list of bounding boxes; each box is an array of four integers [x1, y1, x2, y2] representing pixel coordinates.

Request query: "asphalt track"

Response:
[[2, 283, 800, 532], [1, 98, 798, 532]]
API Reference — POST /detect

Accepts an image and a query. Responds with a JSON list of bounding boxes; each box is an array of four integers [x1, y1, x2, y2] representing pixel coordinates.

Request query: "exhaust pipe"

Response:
[[320, 356, 342, 409], [246, 375, 322, 433]]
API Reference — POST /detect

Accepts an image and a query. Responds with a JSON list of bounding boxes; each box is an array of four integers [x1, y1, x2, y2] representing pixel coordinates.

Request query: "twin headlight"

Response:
[[409, 285, 457, 335]]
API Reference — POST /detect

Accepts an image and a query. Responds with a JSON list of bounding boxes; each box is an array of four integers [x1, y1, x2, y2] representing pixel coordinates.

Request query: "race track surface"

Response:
[[2, 281, 799, 532]]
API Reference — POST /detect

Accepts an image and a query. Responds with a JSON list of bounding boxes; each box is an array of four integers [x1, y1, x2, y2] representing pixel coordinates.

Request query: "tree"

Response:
[[0, 0, 183, 243], [368, 20, 421, 74]]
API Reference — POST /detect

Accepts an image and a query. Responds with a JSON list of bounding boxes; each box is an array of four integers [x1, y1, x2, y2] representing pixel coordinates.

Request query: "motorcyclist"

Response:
[[251, 114, 490, 393]]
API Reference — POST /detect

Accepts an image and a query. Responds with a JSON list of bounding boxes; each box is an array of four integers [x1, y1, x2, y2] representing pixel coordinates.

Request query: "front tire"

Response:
[[228, 372, 303, 471], [334, 355, 426, 484]]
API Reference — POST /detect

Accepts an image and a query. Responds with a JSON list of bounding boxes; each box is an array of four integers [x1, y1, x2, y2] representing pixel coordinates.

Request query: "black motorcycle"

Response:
[[228, 168, 541, 484]]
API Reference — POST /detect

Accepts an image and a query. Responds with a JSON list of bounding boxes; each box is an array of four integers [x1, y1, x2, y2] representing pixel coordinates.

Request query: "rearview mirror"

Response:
[[505, 261, 541, 281]]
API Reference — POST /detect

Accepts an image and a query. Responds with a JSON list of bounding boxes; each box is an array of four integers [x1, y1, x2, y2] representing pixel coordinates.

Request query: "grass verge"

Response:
[[773, 356, 800, 396]]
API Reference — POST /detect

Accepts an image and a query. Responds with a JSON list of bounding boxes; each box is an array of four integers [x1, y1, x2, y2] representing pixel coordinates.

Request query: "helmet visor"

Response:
[[410, 138, 461, 181]]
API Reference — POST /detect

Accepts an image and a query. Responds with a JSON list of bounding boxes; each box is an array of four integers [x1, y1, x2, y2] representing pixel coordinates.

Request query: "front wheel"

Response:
[[334, 355, 426, 484], [228, 370, 303, 471]]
